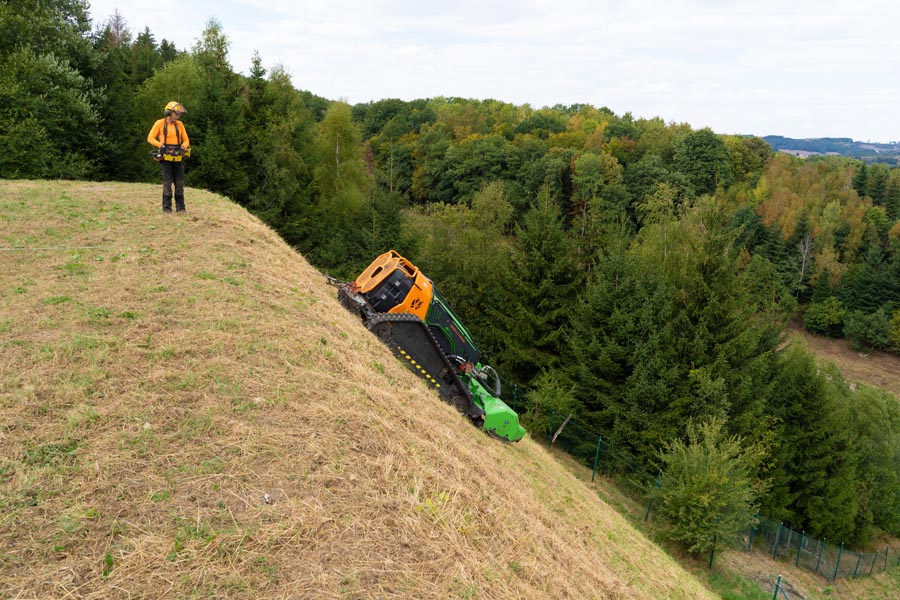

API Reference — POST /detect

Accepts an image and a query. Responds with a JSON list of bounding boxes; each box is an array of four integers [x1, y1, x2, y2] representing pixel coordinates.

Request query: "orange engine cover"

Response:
[[353, 250, 433, 321]]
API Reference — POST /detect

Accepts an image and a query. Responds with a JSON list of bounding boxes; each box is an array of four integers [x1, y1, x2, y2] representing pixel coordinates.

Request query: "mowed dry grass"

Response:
[[0, 180, 720, 599]]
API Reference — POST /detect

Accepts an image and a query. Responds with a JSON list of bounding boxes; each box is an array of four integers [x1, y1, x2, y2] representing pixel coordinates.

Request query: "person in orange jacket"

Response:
[[147, 101, 190, 213]]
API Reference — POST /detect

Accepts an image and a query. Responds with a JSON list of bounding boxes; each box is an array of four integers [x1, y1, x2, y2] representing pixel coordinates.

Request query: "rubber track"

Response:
[[365, 313, 485, 420]]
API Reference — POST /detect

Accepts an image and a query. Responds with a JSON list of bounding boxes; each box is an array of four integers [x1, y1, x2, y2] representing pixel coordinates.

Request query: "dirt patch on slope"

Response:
[[785, 322, 900, 398]]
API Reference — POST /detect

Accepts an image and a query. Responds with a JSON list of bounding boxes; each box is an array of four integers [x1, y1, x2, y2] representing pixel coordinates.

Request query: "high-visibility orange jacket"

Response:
[[147, 118, 189, 149]]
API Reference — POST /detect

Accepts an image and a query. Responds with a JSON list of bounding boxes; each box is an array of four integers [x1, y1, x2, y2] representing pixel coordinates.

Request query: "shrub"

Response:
[[843, 308, 891, 352], [889, 309, 900, 352], [656, 418, 766, 555], [803, 297, 846, 337], [522, 371, 580, 437]]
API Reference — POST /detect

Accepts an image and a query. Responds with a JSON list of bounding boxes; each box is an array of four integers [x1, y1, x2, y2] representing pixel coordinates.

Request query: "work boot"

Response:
[[174, 195, 186, 212]]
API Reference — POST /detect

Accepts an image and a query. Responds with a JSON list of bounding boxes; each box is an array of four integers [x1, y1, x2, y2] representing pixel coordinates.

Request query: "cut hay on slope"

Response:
[[0, 181, 718, 599]]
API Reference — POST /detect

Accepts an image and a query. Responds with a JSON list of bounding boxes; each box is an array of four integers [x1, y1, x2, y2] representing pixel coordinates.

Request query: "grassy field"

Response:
[[1, 180, 724, 599]]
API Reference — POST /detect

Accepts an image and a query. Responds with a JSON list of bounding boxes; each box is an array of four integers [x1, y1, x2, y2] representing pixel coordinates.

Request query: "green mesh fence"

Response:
[[747, 516, 893, 581], [773, 575, 792, 599], [503, 382, 899, 582]]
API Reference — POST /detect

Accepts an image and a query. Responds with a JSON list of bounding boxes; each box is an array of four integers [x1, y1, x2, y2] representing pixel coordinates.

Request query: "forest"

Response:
[[3, 1, 900, 551]]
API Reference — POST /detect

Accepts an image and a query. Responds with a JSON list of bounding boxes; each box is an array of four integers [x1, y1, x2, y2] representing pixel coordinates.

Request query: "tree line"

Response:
[[4, 1, 900, 551]]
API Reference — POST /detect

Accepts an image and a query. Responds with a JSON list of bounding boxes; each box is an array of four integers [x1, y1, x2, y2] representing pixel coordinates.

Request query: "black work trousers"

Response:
[[160, 160, 185, 211]]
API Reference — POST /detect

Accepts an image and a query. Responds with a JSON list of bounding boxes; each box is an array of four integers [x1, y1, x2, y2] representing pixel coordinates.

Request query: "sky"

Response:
[[86, 0, 900, 143]]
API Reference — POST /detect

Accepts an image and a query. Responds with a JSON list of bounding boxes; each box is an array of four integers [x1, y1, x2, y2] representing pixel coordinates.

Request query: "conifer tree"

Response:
[[761, 347, 859, 541], [92, 17, 146, 181], [837, 224, 890, 314], [810, 266, 832, 303], [129, 28, 164, 84], [885, 174, 900, 222], [848, 385, 900, 539], [852, 162, 869, 198], [493, 184, 581, 386], [565, 230, 641, 427], [248, 65, 314, 245], [868, 164, 890, 205], [567, 199, 782, 466], [188, 20, 252, 204]]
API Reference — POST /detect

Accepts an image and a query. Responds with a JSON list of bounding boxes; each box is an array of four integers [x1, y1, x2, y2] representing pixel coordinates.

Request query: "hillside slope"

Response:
[[785, 323, 900, 398], [0, 181, 719, 599]]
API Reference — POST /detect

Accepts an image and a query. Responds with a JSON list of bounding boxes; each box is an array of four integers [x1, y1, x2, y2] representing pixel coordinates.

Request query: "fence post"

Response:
[[644, 469, 662, 521], [773, 522, 783, 560], [795, 531, 804, 566], [885, 546, 889, 573], [772, 575, 781, 600], [869, 551, 878, 576], [512, 383, 517, 413], [832, 542, 844, 582], [853, 552, 862, 578], [748, 511, 759, 553], [815, 539, 826, 575], [591, 435, 602, 482]]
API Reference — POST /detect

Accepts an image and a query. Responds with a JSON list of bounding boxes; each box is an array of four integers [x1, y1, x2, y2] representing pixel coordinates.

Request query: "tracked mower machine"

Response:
[[328, 250, 526, 442]]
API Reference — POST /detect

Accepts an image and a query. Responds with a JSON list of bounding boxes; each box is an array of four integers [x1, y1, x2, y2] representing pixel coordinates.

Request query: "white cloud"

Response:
[[87, 0, 900, 141]]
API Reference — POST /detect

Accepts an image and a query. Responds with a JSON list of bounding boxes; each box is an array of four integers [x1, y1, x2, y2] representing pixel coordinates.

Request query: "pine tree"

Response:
[[494, 185, 581, 386], [129, 28, 163, 84], [838, 224, 890, 314], [186, 19, 253, 204], [761, 347, 859, 541], [848, 385, 900, 540], [248, 66, 314, 245], [810, 266, 832, 303], [567, 200, 782, 467], [92, 18, 146, 181], [868, 164, 890, 206], [885, 175, 900, 222], [852, 162, 869, 198], [565, 231, 641, 425]]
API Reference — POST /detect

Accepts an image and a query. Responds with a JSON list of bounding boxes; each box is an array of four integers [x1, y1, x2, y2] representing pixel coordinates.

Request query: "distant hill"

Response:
[[764, 135, 900, 165]]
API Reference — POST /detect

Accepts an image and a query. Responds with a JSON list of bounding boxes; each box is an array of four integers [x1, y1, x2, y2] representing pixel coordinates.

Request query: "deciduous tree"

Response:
[[657, 418, 766, 554]]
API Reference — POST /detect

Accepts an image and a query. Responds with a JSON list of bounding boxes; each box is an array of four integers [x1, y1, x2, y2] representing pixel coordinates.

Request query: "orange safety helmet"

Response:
[[164, 101, 186, 116]]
